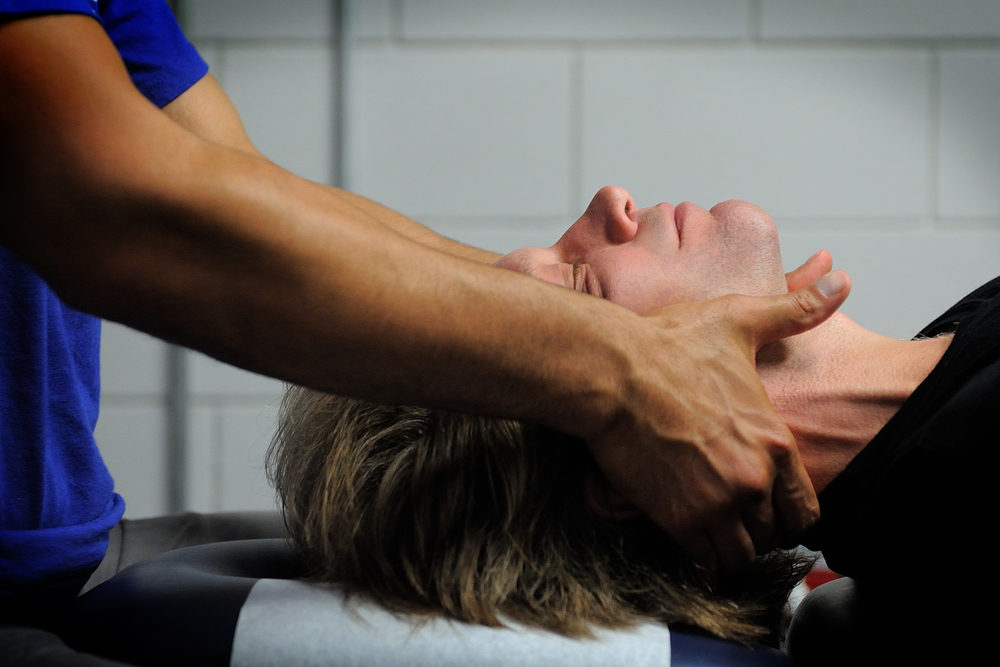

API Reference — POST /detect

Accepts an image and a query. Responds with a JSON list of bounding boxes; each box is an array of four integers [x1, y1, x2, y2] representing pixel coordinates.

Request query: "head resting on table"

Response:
[[268, 187, 809, 645], [268, 393, 805, 644]]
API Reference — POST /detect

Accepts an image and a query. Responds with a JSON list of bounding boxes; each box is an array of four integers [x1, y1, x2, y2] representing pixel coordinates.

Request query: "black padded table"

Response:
[[60, 539, 795, 667]]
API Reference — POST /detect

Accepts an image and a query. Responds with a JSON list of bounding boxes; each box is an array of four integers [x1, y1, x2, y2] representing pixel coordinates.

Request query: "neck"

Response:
[[756, 314, 951, 493]]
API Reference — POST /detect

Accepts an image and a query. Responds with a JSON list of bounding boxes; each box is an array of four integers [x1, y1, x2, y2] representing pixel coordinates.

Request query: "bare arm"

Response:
[[162, 73, 500, 264], [0, 14, 847, 570], [0, 13, 624, 429]]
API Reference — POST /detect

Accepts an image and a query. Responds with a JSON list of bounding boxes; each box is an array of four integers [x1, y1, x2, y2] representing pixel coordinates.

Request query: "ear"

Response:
[[584, 471, 642, 521]]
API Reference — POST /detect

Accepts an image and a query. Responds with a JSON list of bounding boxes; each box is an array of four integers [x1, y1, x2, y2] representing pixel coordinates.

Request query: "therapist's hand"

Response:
[[585, 268, 850, 572], [785, 249, 834, 292]]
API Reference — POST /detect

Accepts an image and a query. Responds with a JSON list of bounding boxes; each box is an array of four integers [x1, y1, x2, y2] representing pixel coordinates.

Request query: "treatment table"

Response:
[[57, 514, 797, 667]]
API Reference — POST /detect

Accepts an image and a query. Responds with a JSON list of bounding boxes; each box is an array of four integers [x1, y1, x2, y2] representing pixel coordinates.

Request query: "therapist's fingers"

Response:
[[785, 250, 833, 292], [698, 280, 850, 540], [676, 531, 719, 575], [730, 270, 851, 351], [710, 520, 758, 572], [771, 440, 822, 536], [744, 492, 777, 554]]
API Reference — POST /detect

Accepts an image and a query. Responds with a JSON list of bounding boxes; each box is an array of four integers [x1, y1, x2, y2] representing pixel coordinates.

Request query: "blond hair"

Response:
[[268, 389, 808, 645]]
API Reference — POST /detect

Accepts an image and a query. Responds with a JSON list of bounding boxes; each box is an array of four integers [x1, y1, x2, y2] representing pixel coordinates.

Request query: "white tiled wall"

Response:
[[185, 0, 333, 40], [96, 323, 170, 518], [219, 45, 333, 184], [97, 0, 1000, 517], [345, 0, 1000, 339], [580, 50, 931, 219], [939, 51, 1000, 218], [398, 1, 750, 40], [348, 48, 572, 218], [760, 0, 1000, 39]]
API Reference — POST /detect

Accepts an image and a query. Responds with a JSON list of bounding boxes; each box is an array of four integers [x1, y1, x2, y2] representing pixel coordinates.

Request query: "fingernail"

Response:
[[815, 271, 847, 298]]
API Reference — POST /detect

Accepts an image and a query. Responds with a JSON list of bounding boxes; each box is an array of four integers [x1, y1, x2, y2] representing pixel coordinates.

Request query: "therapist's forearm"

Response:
[[163, 74, 500, 266], [331, 188, 501, 264], [0, 13, 625, 435], [19, 140, 627, 435], [3, 15, 842, 572]]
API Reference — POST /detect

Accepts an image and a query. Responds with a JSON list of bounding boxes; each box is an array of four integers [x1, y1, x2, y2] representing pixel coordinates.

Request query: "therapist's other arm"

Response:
[[0, 14, 844, 571], [161, 72, 500, 265]]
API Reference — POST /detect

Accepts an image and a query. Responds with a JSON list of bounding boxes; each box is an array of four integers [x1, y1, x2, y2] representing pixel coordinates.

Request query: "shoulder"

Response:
[[919, 276, 1000, 338]]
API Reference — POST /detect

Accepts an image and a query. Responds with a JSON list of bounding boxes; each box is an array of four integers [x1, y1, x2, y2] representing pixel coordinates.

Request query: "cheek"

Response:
[[595, 251, 702, 315], [594, 238, 786, 314]]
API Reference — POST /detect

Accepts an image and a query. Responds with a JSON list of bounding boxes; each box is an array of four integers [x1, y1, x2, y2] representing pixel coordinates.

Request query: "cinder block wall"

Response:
[[97, 0, 1000, 517]]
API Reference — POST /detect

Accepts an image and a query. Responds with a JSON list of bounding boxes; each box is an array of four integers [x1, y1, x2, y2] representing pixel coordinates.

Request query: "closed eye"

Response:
[[572, 263, 604, 299]]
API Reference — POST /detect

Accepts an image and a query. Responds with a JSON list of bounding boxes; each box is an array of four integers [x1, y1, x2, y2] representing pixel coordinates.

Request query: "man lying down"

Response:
[[271, 186, 995, 661], [64, 187, 994, 666]]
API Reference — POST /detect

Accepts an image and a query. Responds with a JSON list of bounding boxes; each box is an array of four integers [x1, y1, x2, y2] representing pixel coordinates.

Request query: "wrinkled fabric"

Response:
[[0, 0, 206, 605]]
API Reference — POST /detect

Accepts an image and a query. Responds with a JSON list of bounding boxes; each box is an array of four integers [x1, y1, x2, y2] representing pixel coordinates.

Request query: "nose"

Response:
[[590, 186, 638, 245]]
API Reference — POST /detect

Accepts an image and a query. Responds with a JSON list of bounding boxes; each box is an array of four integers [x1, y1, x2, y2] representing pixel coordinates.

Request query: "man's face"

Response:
[[495, 186, 787, 314]]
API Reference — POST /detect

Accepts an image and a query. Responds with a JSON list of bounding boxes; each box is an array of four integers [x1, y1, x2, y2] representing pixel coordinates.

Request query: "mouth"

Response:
[[673, 202, 709, 248], [663, 201, 685, 247]]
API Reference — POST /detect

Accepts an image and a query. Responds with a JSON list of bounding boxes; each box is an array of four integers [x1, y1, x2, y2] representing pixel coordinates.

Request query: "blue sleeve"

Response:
[[99, 0, 208, 108], [0, 0, 97, 18], [0, 0, 208, 108]]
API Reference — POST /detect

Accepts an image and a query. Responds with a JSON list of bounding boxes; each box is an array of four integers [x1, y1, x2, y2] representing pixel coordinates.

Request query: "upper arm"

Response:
[[162, 72, 262, 157], [0, 14, 145, 146], [0, 12, 175, 153], [0, 14, 204, 285], [0, 15, 152, 196]]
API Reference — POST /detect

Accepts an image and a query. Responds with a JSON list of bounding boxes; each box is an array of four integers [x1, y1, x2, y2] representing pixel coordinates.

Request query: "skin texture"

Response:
[[498, 188, 850, 565], [498, 189, 950, 511], [756, 313, 952, 494], [496, 189, 788, 314], [0, 14, 849, 571]]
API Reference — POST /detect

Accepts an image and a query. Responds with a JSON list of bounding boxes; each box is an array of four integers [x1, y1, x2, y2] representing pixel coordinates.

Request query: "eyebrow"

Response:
[[507, 252, 578, 293], [512, 255, 536, 275]]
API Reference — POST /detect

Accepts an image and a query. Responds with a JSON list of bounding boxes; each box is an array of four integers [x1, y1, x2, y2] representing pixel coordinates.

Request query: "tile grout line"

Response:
[[928, 48, 941, 231], [568, 47, 584, 224], [171, 3, 195, 514], [331, 0, 346, 188], [191, 37, 339, 48], [359, 37, 1000, 52], [390, 0, 404, 44], [748, 0, 763, 43], [212, 403, 224, 512]]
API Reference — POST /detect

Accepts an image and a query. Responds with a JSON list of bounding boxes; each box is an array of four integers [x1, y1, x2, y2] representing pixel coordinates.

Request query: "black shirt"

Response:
[[802, 277, 999, 657]]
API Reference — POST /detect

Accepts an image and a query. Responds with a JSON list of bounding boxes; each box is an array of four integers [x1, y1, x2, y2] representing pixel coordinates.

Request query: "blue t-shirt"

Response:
[[0, 0, 207, 606]]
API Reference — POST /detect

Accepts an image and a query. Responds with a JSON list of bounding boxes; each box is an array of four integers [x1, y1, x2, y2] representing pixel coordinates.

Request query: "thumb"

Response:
[[733, 270, 851, 348], [785, 249, 833, 292]]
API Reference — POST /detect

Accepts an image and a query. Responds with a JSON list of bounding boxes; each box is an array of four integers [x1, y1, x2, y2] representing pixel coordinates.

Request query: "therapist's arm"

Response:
[[0, 14, 845, 571], [1, 13, 636, 428], [161, 72, 500, 265]]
